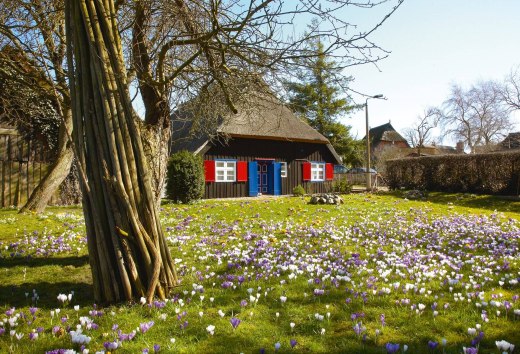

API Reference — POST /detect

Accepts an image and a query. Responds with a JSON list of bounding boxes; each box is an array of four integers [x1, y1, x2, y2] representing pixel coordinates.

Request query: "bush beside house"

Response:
[[166, 150, 205, 203]]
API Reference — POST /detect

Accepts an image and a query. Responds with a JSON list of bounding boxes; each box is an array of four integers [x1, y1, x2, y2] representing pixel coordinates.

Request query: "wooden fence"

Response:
[[0, 128, 52, 207], [334, 172, 380, 188]]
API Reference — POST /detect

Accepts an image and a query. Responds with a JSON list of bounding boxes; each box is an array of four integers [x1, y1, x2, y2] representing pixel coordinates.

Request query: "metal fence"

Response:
[[0, 128, 52, 207]]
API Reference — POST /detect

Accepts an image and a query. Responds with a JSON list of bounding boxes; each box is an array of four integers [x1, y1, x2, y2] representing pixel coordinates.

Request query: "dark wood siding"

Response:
[[203, 138, 336, 198]]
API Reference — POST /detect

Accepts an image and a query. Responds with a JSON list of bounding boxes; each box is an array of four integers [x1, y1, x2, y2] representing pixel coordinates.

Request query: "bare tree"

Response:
[[2, 0, 405, 212], [404, 107, 440, 155], [440, 82, 512, 153], [62, 0, 404, 304], [0, 1, 74, 213], [500, 66, 520, 111], [440, 85, 476, 152], [122, 0, 406, 201], [468, 81, 512, 146]]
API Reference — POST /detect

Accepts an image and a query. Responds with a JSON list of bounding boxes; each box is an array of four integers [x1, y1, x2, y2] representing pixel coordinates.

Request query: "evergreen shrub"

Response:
[[166, 150, 204, 203], [293, 185, 306, 196], [331, 178, 352, 194]]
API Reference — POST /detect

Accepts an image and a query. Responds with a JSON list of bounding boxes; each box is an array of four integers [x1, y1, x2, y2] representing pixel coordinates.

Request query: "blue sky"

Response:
[[342, 0, 520, 142]]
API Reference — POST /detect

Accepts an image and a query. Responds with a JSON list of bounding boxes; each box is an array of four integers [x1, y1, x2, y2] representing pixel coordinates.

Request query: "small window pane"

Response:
[[215, 160, 236, 182], [280, 162, 287, 178]]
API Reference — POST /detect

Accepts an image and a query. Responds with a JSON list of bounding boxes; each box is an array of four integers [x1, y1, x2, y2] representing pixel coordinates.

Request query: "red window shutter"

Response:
[[325, 163, 334, 180], [204, 160, 215, 182], [236, 161, 248, 182], [302, 162, 311, 181]]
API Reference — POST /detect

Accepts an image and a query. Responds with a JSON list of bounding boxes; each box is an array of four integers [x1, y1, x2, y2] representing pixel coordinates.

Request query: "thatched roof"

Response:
[[364, 122, 409, 147], [171, 93, 341, 163]]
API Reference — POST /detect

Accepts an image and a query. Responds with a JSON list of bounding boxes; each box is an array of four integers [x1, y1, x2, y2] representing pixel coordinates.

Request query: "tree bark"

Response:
[[19, 109, 74, 213], [65, 0, 177, 304], [141, 124, 171, 203]]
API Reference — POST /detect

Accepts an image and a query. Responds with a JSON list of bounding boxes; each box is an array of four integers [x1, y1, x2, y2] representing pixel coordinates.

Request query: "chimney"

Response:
[[456, 141, 464, 153]]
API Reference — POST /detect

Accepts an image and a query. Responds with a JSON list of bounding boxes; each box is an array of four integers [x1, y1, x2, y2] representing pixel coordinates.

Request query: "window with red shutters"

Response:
[[204, 160, 215, 182]]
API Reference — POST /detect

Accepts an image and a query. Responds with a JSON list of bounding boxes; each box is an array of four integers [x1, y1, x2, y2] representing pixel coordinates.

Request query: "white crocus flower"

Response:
[[206, 324, 215, 335]]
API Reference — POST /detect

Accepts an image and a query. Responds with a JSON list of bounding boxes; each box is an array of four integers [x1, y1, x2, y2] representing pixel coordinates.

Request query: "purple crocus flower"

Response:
[[313, 289, 325, 296], [139, 321, 155, 333], [29, 307, 38, 315], [230, 317, 241, 329], [385, 342, 400, 354], [221, 281, 233, 289], [153, 301, 166, 309], [380, 313, 386, 326], [290, 339, 297, 348], [104, 341, 119, 351], [118, 330, 137, 341], [5, 308, 15, 316], [240, 300, 248, 307], [154, 344, 160, 352], [428, 340, 438, 350]]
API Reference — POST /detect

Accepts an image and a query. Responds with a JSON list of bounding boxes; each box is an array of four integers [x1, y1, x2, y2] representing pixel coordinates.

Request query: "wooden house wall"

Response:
[[203, 137, 336, 198]]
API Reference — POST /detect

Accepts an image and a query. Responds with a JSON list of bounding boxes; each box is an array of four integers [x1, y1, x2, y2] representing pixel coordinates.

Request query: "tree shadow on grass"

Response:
[[426, 192, 520, 214], [0, 281, 94, 308], [386, 191, 520, 214], [0, 255, 89, 269]]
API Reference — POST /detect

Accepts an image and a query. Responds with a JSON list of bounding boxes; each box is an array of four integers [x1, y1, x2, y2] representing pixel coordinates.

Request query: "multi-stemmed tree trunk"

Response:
[[65, 0, 177, 303]]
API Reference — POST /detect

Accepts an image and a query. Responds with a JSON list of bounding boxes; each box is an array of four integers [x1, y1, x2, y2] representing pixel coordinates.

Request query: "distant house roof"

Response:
[[500, 132, 520, 150], [171, 93, 342, 163], [364, 122, 409, 147], [421, 144, 460, 154]]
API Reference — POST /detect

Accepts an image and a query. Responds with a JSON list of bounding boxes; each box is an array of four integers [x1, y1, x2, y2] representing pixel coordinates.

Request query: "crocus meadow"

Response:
[[0, 193, 518, 353]]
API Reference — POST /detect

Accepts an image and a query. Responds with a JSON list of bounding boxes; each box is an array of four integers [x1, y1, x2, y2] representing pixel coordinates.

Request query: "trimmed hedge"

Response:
[[166, 150, 205, 203], [386, 150, 520, 195]]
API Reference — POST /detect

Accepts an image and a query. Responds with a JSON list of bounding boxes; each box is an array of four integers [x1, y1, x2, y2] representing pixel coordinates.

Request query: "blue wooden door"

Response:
[[257, 162, 269, 194]]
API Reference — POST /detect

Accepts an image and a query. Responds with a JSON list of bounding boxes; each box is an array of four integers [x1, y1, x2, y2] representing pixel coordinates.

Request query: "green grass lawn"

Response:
[[0, 192, 519, 353]]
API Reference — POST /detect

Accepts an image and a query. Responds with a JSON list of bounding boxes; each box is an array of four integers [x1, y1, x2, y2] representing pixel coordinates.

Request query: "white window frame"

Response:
[[311, 162, 325, 181], [215, 160, 236, 182], [280, 162, 288, 178]]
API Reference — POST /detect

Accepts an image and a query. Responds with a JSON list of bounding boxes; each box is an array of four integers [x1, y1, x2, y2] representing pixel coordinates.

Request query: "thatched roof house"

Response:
[[171, 94, 341, 198]]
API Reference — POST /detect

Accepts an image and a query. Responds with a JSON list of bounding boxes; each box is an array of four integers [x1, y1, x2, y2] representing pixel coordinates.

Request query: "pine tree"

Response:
[[285, 40, 361, 166]]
